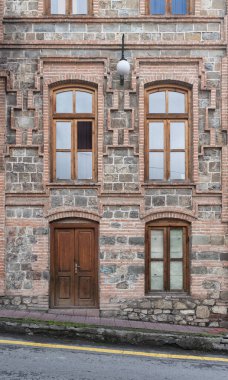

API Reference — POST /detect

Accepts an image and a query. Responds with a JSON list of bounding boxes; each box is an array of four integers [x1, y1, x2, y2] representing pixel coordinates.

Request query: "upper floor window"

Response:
[[145, 85, 190, 181], [51, 86, 97, 181], [49, 0, 91, 15], [148, 0, 191, 15]]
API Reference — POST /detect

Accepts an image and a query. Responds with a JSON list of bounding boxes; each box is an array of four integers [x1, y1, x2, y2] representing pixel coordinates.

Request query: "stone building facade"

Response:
[[0, 0, 227, 327]]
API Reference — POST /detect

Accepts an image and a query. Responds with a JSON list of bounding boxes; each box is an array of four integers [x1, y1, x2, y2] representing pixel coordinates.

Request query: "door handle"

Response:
[[74, 263, 80, 274]]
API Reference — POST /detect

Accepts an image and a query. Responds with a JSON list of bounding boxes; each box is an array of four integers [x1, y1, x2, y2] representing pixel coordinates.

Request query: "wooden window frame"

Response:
[[51, 85, 97, 182], [145, 85, 191, 182], [145, 219, 190, 294], [46, 0, 93, 16], [147, 0, 193, 16]]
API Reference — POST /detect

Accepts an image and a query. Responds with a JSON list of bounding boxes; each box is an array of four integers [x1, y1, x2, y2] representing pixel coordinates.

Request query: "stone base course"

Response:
[[0, 294, 227, 328], [100, 297, 228, 327]]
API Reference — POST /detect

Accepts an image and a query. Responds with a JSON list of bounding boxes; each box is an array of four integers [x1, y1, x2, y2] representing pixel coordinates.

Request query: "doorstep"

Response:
[[48, 308, 100, 318]]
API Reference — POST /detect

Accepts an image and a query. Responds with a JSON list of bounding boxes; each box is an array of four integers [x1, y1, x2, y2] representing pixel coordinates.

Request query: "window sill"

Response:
[[143, 182, 195, 187], [47, 182, 101, 188], [145, 292, 190, 298], [45, 14, 93, 18]]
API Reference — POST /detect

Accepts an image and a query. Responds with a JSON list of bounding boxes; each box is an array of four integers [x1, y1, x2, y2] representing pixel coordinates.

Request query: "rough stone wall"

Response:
[[100, 297, 225, 327], [145, 189, 192, 210], [4, 0, 40, 16], [198, 149, 221, 191], [104, 149, 139, 192], [0, 0, 227, 326], [6, 148, 43, 193], [50, 189, 99, 210], [3, 22, 222, 43]]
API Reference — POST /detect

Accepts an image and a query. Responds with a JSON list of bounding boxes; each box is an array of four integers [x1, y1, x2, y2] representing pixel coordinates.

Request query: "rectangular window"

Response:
[[48, 0, 91, 15], [149, 0, 190, 15], [146, 222, 189, 293]]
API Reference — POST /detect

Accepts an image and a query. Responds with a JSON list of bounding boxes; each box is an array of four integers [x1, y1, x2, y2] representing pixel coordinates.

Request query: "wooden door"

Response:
[[50, 223, 98, 308]]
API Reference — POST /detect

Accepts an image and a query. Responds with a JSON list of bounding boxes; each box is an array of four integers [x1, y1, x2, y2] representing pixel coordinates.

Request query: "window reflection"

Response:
[[56, 92, 73, 113], [72, 0, 88, 14], [51, 0, 66, 14]]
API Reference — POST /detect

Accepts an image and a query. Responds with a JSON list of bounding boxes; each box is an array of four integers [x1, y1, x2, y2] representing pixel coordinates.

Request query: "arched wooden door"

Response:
[[50, 222, 98, 308]]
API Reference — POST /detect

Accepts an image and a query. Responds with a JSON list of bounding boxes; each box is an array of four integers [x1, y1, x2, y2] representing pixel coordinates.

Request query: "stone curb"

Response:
[[0, 318, 227, 354]]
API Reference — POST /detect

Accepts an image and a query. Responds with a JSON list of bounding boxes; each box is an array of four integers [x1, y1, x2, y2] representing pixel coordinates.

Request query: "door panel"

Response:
[[79, 277, 92, 299], [78, 230, 93, 271], [76, 229, 96, 306], [55, 229, 74, 307], [51, 224, 98, 308], [58, 277, 71, 299]]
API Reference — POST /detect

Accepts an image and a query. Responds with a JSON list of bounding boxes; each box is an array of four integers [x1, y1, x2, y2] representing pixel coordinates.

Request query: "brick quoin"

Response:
[[0, 0, 227, 327]]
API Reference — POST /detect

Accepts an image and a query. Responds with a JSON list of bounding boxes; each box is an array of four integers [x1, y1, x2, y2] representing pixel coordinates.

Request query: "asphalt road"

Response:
[[0, 334, 227, 380]]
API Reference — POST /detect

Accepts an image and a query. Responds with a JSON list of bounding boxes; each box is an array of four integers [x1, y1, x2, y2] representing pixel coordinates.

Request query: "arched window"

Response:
[[51, 85, 97, 181], [148, 0, 192, 15], [145, 85, 191, 181], [48, 0, 92, 15], [146, 220, 189, 293]]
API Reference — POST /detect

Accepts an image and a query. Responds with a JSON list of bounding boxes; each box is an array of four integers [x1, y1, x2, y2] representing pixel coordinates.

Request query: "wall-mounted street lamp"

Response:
[[116, 34, 130, 85]]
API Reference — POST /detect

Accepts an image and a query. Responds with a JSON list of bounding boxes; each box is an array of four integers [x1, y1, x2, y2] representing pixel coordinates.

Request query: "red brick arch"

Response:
[[46, 207, 101, 223], [143, 207, 197, 223]]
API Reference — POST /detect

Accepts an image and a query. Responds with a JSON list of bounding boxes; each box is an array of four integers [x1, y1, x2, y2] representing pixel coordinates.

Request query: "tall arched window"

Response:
[[145, 85, 191, 181], [51, 85, 97, 181], [146, 220, 190, 293]]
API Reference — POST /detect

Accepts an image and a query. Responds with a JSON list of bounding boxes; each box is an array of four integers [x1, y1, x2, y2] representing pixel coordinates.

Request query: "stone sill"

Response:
[[2, 42, 225, 49], [145, 293, 190, 299], [3, 16, 225, 24], [100, 192, 142, 197], [5, 192, 47, 197], [46, 182, 101, 189], [143, 182, 195, 188]]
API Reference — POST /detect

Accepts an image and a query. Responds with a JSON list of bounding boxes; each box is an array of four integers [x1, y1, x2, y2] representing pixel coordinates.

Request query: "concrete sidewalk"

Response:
[[0, 308, 228, 353]]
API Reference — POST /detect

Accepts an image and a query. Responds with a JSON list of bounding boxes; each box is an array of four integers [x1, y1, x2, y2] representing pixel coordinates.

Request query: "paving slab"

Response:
[[0, 308, 228, 353], [0, 309, 228, 336]]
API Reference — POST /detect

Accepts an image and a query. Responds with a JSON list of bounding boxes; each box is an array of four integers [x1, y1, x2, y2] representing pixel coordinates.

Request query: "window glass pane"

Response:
[[56, 92, 73, 113], [170, 122, 185, 149], [170, 229, 183, 258], [72, 0, 88, 14], [151, 230, 164, 259], [172, 0, 187, 15], [51, 0, 66, 14], [56, 122, 71, 149], [76, 91, 92, 113], [149, 92, 166, 113], [78, 121, 92, 150], [56, 152, 71, 180], [168, 92, 185, 113], [170, 152, 185, 180], [151, 262, 164, 290], [149, 122, 164, 149], [170, 262, 183, 290], [149, 152, 164, 180], [78, 152, 92, 179], [150, 0, 165, 14]]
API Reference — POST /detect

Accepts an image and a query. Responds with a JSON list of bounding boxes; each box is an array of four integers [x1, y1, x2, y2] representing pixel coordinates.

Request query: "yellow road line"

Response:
[[0, 339, 227, 363]]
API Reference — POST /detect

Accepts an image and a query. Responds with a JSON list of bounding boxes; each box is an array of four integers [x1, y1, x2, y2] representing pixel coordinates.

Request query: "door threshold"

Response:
[[48, 308, 100, 317]]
